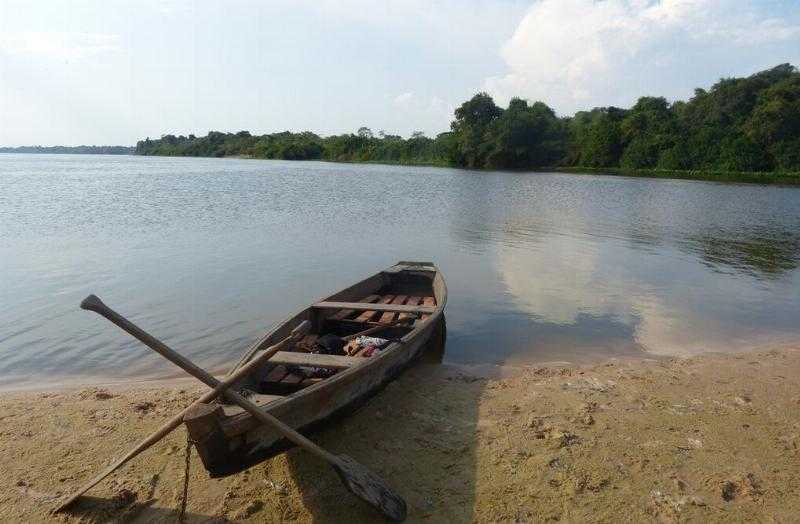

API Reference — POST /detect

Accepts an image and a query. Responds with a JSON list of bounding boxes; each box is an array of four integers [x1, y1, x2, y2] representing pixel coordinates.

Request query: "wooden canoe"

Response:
[[183, 261, 447, 477]]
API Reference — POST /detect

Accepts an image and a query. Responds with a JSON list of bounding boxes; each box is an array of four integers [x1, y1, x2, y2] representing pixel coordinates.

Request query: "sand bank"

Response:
[[2, 347, 799, 522]]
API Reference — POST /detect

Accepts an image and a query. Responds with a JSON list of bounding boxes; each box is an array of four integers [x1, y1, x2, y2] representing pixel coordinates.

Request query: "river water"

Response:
[[2, 154, 800, 389]]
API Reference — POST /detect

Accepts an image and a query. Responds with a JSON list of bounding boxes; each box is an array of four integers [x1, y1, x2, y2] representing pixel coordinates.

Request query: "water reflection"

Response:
[[687, 230, 800, 278], [488, 175, 800, 361]]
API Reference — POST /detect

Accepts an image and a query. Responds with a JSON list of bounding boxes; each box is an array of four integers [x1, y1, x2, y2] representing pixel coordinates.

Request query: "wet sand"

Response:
[[2, 347, 799, 523]]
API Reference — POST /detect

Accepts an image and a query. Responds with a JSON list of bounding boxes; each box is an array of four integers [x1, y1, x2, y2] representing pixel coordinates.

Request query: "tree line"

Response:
[[136, 64, 800, 173]]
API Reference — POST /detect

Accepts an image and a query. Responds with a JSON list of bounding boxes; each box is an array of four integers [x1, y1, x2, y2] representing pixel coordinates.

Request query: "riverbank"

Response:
[[138, 151, 800, 185], [2, 346, 799, 522], [550, 166, 800, 185]]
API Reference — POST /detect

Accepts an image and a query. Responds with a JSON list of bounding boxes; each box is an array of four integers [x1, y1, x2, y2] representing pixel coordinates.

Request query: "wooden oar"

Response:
[[77, 295, 407, 522], [53, 315, 311, 513]]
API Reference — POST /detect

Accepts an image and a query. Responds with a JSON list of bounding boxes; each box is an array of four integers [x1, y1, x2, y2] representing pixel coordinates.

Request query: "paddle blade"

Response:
[[333, 454, 407, 522]]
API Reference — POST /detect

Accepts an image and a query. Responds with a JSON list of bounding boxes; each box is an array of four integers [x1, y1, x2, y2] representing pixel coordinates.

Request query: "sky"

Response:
[[1, 0, 798, 146]]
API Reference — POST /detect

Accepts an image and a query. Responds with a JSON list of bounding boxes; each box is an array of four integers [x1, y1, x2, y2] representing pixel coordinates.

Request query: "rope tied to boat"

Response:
[[178, 434, 194, 522]]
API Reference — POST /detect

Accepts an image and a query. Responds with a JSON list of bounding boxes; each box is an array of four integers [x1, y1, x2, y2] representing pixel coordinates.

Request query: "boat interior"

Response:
[[222, 265, 441, 415]]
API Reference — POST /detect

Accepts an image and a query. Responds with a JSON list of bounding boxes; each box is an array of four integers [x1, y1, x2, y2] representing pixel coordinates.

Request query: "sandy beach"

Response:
[[2, 346, 799, 523]]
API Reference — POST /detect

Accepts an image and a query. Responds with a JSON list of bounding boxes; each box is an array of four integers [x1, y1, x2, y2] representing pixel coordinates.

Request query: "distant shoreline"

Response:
[[0, 145, 133, 155], [4, 150, 799, 185]]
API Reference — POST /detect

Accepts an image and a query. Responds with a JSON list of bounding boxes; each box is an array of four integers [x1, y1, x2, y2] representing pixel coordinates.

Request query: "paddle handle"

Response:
[[54, 310, 310, 512], [80, 295, 339, 463]]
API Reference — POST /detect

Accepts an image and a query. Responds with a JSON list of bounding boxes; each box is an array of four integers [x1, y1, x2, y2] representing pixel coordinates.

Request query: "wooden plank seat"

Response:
[[314, 301, 436, 315], [268, 351, 363, 369]]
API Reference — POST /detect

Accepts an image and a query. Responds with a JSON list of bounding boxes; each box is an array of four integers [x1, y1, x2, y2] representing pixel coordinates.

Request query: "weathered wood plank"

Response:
[[221, 394, 283, 417], [399, 296, 421, 321], [420, 296, 436, 320], [378, 295, 408, 324], [353, 295, 395, 322], [268, 351, 363, 369], [282, 373, 303, 385], [299, 377, 324, 388], [329, 294, 381, 321], [315, 301, 435, 315], [262, 365, 288, 384]]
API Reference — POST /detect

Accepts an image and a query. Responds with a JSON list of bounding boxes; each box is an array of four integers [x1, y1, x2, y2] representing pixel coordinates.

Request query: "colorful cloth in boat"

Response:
[[353, 336, 389, 357]]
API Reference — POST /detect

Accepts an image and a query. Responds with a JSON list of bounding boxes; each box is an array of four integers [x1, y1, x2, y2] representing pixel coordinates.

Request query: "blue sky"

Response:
[[1, 0, 798, 146]]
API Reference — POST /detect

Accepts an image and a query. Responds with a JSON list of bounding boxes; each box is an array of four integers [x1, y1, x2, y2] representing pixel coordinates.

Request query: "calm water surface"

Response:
[[2, 154, 800, 389]]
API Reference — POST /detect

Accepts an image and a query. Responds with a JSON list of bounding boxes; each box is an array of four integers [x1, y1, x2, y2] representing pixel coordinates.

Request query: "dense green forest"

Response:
[[0, 145, 133, 155], [136, 64, 800, 173]]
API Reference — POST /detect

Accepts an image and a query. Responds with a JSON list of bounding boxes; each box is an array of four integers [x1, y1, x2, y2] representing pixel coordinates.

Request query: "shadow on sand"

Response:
[[62, 495, 233, 523], [282, 325, 487, 522]]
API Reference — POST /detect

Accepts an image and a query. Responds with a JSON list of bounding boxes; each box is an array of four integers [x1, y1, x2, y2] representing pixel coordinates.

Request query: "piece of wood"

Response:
[[184, 403, 228, 471], [334, 318, 396, 328], [260, 365, 300, 395], [269, 351, 362, 369], [353, 295, 395, 323], [77, 296, 406, 521], [262, 365, 289, 384], [399, 296, 421, 321], [300, 377, 324, 387], [53, 310, 310, 513], [420, 296, 436, 320], [221, 394, 285, 417], [282, 372, 304, 384], [295, 334, 319, 353], [329, 294, 380, 321], [378, 295, 408, 324], [315, 301, 435, 315]]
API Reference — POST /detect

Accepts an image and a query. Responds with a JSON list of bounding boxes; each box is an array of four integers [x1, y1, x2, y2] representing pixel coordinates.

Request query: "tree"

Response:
[[483, 98, 566, 168], [451, 92, 503, 167], [568, 107, 627, 167], [619, 97, 679, 169], [744, 74, 800, 170]]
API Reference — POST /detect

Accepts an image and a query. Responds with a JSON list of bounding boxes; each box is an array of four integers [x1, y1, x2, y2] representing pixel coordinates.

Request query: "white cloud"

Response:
[[0, 32, 120, 61], [485, 0, 800, 114], [393, 91, 415, 105]]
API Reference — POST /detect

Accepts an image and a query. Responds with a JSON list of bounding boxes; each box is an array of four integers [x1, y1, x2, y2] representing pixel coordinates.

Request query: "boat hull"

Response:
[[183, 262, 447, 477]]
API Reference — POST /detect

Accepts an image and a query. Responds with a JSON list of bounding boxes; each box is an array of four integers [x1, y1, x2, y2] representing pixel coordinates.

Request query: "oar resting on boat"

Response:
[[69, 294, 407, 522], [55, 261, 446, 522]]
